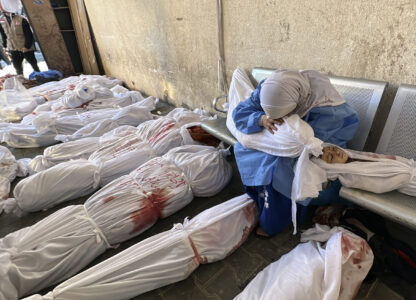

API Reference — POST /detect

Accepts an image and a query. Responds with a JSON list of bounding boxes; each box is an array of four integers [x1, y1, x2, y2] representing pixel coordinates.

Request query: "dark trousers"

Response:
[[10, 50, 40, 75]]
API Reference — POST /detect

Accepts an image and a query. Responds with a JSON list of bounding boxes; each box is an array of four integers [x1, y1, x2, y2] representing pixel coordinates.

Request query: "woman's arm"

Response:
[[232, 84, 265, 134]]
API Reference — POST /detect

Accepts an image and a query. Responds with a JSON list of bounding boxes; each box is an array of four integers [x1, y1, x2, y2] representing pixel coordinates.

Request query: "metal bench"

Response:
[[340, 85, 416, 230]]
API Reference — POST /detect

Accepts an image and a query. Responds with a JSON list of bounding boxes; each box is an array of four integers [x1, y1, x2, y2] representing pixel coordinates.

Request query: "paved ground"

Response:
[[1, 102, 415, 299]]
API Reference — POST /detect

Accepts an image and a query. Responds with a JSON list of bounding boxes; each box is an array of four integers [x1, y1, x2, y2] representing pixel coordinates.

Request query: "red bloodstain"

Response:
[[188, 236, 208, 264], [148, 123, 175, 144], [358, 265, 362, 269], [129, 199, 159, 235], [352, 257, 362, 265], [243, 202, 258, 224], [129, 188, 169, 235], [226, 225, 255, 257], [102, 195, 115, 203]]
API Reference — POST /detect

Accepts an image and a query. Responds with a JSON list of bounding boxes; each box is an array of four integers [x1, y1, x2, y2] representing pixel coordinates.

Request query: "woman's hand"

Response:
[[261, 115, 284, 134]]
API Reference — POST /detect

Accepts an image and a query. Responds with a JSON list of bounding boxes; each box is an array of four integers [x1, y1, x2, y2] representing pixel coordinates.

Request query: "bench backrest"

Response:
[[376, 85, 416, 159], [251, 68, 387, 151]]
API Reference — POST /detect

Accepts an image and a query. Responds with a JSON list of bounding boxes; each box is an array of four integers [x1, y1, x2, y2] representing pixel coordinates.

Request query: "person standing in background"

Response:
[[0, 11, 40, 75]]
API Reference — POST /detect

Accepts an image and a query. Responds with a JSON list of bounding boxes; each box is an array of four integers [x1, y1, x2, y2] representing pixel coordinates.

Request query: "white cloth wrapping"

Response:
[[0, 205, 108, 300], [58, 84, 97, 109], [163, 144, 233, 197], [2, 160, 101, 214], [1, 147, 233, 299], [165, 107, 216, 125], [2, 119, 204, 214], [28, 126, 139, 173], [0, 75, 122, 122], [1, 98, 155, 148], [0, 125, 57, 148], [235, 224, 373, 300], [54, 96, 156, 142], [311, 147, 416, 197], [226, 67, 326, 233], [0, 146, 18, 200], [25, 194, 258, 300], [87, 120, 199, 185], [28, 137, 102, 173], [85, 156, 194, 245]]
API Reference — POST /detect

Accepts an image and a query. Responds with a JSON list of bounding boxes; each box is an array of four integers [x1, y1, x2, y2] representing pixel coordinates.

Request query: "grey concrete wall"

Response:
[[84, 0, 416, 140]]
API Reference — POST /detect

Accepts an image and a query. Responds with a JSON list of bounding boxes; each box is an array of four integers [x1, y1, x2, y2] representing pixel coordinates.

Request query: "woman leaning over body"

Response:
[[232, 69, 359, 237]]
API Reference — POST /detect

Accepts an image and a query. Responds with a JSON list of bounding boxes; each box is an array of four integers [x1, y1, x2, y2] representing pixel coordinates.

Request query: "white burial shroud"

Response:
[[0, 145, 232, 299], [235, 224, 373, 300], [25, 194, 257, 300], [226, 67, 327, 232], [312, 147, 416, 197], [0, 146, 18, 200], [1, 115, 206, 215]]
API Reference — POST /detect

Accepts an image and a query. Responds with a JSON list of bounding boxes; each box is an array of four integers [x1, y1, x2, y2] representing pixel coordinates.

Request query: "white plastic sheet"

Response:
[[226, 67, 326, 232], [311, 147, 416, 197], [1, 146, 233, 299], [26, 194, 257, 300], [235, 224, 373, 300], [0, 78, 46, 122]]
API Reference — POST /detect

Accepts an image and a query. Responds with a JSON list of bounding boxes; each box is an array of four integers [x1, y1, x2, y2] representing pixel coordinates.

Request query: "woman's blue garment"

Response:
[[232, 81, 359, 235]]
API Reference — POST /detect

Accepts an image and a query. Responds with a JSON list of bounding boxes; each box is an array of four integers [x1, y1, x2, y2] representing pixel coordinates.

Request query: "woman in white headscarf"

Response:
[[232, 69, 359, 237]]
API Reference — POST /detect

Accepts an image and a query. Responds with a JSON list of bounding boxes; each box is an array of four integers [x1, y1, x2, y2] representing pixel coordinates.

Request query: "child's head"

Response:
[[321, 145, 349, 164]]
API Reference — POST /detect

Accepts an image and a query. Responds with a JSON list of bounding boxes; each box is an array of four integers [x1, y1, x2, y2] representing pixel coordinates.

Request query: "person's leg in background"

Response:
[[10, 50, 24, 75], [23, 50, 40, 72]]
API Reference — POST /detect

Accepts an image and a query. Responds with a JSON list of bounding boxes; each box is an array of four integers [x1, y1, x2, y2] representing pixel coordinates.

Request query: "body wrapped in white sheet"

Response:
[[1, 118, 213, 214], [54, 96, 156, 142], [25, 194, 257, 300], [0, 146, 232, 299], [0, 146, 18, 200], [1, 97, 155, 148], [28, 126, 139, 173], [0, 205, 108, 300], [0, 75, 123, 122], [312, 148, 416, 196], [235, 224, 373, 300]]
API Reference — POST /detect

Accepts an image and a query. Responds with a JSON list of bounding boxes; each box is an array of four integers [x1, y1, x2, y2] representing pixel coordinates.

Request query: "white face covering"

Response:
[[260, 69, 345, 119]]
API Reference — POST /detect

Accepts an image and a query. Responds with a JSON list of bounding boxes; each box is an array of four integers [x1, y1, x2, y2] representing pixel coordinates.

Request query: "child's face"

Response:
[[322, 146, 349, 164]]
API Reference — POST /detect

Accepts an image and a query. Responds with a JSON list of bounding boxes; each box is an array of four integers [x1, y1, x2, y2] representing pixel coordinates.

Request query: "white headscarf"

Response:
[[260, 69, 345, 119]]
